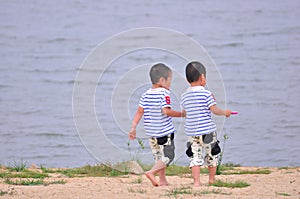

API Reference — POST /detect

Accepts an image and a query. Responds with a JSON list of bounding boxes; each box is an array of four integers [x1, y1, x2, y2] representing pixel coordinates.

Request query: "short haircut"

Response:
[[149, 63, 172, 84], [185, 61, 206, 83]]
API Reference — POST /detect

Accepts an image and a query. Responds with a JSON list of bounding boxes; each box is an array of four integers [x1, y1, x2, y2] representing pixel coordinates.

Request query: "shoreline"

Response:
[[0, 165, 299, 198]]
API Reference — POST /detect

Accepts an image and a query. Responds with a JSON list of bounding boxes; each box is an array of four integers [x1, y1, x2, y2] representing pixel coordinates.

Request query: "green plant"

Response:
[[198, 189, 231, 196], [5, 178, 44, 186], [210, 180, 250, 188], [217, 134, 229, 175], [0, 170, 48, 179], [221, 169, 271, 175], [45, 180, 66, 185], [0, 190, 8, 196], [127, 188, 147, 194], [109, 168, 122, 177], [275, 192, 291, 196], [39, 165, 56, 173], [222, 162, 241, 167], [165, 164, 190, 176], [8, 159, 27, 172], [127, 138, 145, 162], [4, 178, 66, 186], [0, 187, 15, 196], [165, 186, 193, 198], [56, 164, 128, 178], [165, 187, 232, 197], [132, 176, 143, 184]]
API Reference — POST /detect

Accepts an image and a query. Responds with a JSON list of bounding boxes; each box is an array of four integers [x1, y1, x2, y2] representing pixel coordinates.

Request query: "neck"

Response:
[[152, 84, 169, 90], [152, 84, 162, 89], [190, 82, 204, 87]]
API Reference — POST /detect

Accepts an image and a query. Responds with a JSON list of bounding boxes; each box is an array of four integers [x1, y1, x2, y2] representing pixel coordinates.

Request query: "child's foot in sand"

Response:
[[209, 178, 216, 185], [194, 182, 201, 187], [145, 172, 158, 186], [159, 182, 169, 186]]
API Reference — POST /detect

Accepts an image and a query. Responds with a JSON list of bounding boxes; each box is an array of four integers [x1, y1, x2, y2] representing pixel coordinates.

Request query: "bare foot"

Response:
[[209, 178, 216, 185], [145, 172, 158, 186], [159, 182, 169, 186], [194, 183, 201, 187]]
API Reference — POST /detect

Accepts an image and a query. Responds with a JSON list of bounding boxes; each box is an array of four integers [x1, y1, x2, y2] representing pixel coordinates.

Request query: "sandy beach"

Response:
[[0, 166, 299, 199]]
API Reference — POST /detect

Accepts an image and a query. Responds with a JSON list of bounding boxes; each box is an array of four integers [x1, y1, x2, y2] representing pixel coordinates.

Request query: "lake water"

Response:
[[0, 0, 299, 168]]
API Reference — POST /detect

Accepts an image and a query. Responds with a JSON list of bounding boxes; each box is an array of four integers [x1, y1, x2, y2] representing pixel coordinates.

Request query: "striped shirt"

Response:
[[181, 86, 217, 136], [139, 87, 175, 138]]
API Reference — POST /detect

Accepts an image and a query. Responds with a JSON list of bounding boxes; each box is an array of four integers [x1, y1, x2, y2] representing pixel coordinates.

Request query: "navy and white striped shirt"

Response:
[[181, 86, 217, 136], [139, 88, 175, 138]]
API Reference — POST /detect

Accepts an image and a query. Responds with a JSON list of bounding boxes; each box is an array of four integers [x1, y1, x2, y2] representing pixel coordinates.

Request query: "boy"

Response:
[[181, 61, 231, 186], [128, 63, 185, 186]]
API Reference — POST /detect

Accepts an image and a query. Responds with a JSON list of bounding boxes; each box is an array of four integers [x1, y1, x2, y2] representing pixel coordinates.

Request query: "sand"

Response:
[[0, 167, 299, 199]]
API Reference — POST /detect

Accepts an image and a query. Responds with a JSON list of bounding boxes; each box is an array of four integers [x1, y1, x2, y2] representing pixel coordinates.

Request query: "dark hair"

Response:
[[185, 61, 206, 83], [149, 63, 172, 84]]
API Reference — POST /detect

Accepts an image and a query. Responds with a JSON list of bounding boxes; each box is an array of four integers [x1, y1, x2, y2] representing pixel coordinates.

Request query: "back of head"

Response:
[[150, 63, 171, 84], [185, 61, 206, 83]]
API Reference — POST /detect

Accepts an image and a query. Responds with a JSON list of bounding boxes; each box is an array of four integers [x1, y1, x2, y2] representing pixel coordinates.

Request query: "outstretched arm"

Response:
[[128, 106, 144, 140], [210, 105, 231, 117], [162, 107, 186, 117]]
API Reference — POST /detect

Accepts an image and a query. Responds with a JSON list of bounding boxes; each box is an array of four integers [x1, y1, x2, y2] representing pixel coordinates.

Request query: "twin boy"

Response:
[[128, 62, 231, 187]]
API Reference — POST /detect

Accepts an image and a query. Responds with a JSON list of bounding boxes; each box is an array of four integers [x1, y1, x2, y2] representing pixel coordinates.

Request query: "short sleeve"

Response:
[[161, 90, 172, 108], [139, 93, 145, 108], [206, 92, 217, 108]]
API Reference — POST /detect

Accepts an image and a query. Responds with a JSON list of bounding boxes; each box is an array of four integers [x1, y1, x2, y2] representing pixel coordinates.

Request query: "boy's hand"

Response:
[[181, 110, 186, 117], [225, 110, 231, 117], [128, 128, 136, 140]]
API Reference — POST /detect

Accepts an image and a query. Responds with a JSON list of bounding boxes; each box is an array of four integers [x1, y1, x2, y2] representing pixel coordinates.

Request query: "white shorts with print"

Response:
[[149, 133, 175, 166], [186, 132, 219, 167]]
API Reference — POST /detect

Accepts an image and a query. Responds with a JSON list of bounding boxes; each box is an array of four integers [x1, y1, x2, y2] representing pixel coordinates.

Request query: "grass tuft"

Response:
[[275, 192, 291, 196], [8, 159, 27, 172], [165, 164, 191, 176], [165, 186, 232, 197], [45, 180, 66, 186], [5, 178, 44, 186], [198, 189, 231, 195], [0, 190, 8, 196], [131, 176, 142, 184], [127, 188, 147, 194], [56, 164, 128, 178], [221, 169, 271, 175], [4, 178, 66, 186], [211, 180, 250, 188], [165, 186, 193, 197], [39, 165, 56, 173], [0, 170, 48, 179]]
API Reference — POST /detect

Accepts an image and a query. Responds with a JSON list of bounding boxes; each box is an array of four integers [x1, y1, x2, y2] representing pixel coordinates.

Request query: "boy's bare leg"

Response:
[[145, 160, 166, 186], [158, 167, 168, 186], [208, 166, 216, 184], [191, 165, 201, 186]]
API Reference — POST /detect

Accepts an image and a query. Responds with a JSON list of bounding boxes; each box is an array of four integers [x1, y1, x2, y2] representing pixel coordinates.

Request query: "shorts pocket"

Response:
[[163, 142, 175, 164], [202, 133, 213, 144], [156, 133, 174, 145], [211, 141, 221, 155], [186, 142, 193, 157]]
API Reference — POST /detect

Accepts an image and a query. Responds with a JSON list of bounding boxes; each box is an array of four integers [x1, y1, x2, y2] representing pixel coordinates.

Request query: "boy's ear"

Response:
[[200, 74, 206, 80], [198, 74, 206, 86], [159, 77, 165, 84], [197, 74, 204, 81]]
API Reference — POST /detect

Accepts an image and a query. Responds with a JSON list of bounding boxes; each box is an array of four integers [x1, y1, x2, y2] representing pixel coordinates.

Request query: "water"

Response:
[[0, 0, 299, 168]]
